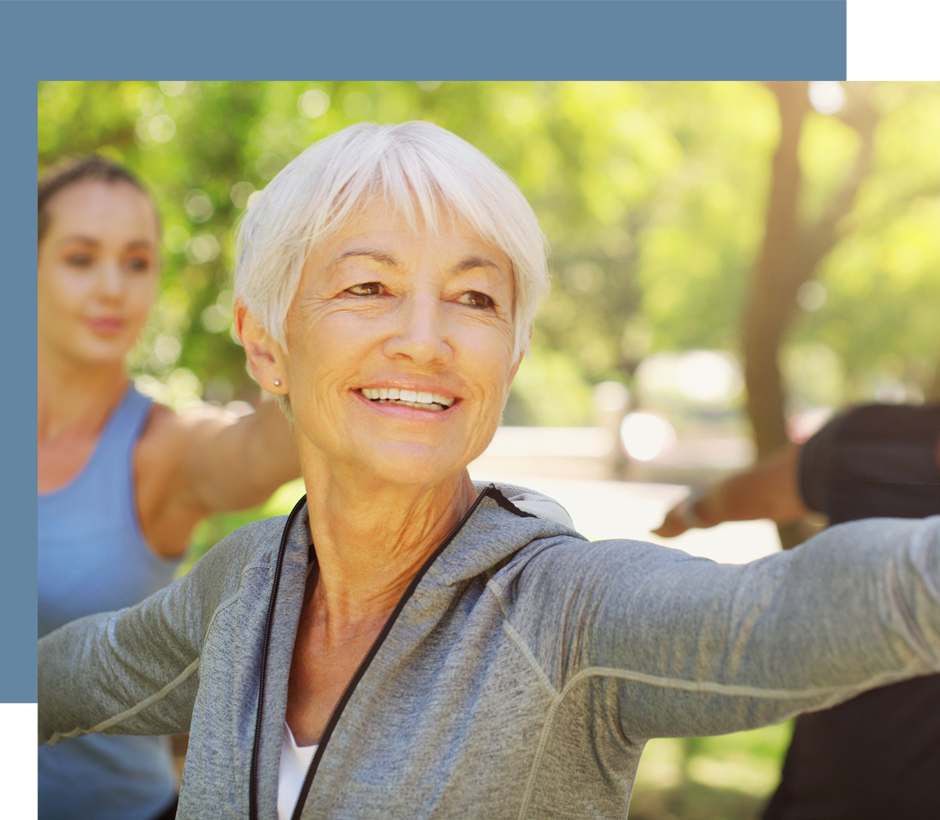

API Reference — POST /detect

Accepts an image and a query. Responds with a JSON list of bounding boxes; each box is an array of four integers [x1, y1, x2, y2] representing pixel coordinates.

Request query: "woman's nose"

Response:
[[383, 293, 452, 366], [96, 261, 125, 299]]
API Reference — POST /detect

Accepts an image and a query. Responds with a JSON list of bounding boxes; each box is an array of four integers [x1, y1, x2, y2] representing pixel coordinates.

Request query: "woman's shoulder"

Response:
[[131, 401, 238, 554], [488, 483, 576, 530], [134, 400, 190, 478], [137, 399, 235, 455]]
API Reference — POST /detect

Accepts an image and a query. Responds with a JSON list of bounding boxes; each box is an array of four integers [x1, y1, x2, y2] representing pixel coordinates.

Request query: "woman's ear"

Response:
[[234, 300, 289, 395]]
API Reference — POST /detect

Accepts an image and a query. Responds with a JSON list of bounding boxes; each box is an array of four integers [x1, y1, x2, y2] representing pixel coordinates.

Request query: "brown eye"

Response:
[[346, 282, 383, 296], [461, 291, 494, 309], [126, 257, 152, 273]]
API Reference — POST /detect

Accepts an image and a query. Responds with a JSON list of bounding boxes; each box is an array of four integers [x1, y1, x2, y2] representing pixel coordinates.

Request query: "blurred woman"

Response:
[[38, 156, 301, 820]]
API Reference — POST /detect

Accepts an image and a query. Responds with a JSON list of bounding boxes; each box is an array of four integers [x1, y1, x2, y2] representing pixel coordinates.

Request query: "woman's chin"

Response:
[[345, 443, 471, 492]]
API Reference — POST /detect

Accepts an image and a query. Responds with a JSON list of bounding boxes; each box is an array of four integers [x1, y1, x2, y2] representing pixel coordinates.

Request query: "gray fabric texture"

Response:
[[39, 484, 940, 820]]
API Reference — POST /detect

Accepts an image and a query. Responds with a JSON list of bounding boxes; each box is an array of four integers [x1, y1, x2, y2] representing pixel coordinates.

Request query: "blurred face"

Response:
[[280, 200, 520, 488], [37, 180, 160, 368]]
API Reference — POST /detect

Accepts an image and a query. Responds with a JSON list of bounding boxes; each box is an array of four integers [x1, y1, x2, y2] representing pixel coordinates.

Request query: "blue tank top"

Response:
[[38, 384, 181, 820]]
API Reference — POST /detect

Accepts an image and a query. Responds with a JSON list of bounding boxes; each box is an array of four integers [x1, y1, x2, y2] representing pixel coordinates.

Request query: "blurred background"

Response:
[[38, 81, 940, 819]]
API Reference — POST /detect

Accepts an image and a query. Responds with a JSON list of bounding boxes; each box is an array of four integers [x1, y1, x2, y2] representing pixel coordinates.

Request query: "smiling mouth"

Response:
[[360, 387, 456, 411]]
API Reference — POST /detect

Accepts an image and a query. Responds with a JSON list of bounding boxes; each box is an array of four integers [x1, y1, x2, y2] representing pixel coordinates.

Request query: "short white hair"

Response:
[[235, 121, 549, 361]]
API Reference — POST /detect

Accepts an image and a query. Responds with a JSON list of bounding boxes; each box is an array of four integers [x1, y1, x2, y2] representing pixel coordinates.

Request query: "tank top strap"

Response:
[[67, 382, 153, 516], [101, 382, 154, 462], [39, 383, 153, 506]]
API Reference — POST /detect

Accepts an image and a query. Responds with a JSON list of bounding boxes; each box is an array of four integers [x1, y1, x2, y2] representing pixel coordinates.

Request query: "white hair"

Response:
[[234, 121, 549, 361]]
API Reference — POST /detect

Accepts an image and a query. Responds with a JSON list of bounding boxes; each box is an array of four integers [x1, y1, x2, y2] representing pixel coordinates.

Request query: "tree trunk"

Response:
[[742, 83, 811, 457], [742, 82, 878, 549], [927, 353, 940, 403]]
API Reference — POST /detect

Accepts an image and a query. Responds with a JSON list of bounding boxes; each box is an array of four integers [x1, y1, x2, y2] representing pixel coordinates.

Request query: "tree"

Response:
[[741, 81, 939, 547], [38, 82, 940, 436]]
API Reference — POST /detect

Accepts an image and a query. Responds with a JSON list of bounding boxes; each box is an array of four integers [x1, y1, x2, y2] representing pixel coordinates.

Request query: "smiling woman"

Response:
[[239, 199, 521, 506], [38, 124, 940, 820]]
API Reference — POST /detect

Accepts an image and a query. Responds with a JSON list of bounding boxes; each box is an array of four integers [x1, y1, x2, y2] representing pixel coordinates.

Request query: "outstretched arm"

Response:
[[135, 393, 302, 557], [654, 444, 809, 537], [172, 397, 301, 513], [38, 566, 203, 745], [515, 515, 940, 741], [38, 519, 272, 746]]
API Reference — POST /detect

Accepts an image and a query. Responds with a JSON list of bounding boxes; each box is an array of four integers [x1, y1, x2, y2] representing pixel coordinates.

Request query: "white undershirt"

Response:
[[278, 722, 318, 820]]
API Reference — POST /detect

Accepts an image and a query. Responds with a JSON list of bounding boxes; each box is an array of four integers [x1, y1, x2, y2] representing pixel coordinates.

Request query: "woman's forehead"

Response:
[[319, 200, 504, 261], [46, 180, 157, 236]]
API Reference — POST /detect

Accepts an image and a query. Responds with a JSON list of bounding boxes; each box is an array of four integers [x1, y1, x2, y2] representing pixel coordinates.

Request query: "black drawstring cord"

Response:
[[249, 495, 308, 820], [289, 486, 498, 819], [252, 485, 498, 819]]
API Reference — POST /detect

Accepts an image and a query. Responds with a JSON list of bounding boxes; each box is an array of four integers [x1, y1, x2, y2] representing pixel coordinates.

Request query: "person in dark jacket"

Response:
[[655, 402, 940, 820]]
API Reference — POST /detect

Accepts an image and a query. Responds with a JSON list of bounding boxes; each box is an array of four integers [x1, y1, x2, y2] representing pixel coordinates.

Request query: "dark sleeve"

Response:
[[798, 404, 940, 524]]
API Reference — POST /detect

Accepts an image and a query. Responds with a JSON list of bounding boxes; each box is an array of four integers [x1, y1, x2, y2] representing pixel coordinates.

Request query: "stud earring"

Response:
[[273, 379, 282, 387]]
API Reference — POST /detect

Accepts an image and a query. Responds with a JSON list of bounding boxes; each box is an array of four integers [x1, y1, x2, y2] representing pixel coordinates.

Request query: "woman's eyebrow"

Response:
[[452, 255, 502, 274], [336, 249, 398, 267], [56, 236, 154, 250], [334, 250, 503, 276], [56, 235, 101, 247]]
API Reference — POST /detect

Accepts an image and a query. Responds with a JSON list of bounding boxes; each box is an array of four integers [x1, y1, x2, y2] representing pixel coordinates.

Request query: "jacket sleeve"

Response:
[[513, 515, 940, 739], [37, 530, 253, 746]]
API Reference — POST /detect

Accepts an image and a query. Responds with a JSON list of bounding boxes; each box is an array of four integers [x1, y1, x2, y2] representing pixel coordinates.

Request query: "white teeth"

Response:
[[361, 388, 455, 409]]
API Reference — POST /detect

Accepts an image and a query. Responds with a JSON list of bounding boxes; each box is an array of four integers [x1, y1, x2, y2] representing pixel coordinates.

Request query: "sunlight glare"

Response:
[[298, 89, 330, 119], [808, 81, 846, 115], [677, 351, 742, 404], [620, 412, 676, 462]]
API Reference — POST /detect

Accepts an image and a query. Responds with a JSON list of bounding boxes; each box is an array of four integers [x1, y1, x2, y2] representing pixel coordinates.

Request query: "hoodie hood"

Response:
[[425, 483, 582, 586]]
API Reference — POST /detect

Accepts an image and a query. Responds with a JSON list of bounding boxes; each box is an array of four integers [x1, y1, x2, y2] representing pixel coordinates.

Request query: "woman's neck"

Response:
[[38, 353, 130, 443], [302, 466, 478, 624]]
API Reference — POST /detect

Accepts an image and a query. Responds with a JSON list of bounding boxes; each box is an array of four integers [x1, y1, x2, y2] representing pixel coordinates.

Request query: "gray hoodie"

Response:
[[39, 484, 940, 819]]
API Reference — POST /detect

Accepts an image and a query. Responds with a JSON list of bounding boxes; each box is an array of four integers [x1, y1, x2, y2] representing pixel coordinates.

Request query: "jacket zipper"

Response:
[[250, 486, 497, 820]]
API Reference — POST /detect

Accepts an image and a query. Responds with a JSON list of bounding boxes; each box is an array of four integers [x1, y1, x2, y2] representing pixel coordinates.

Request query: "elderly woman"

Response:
[[39, 122, 940, 820]]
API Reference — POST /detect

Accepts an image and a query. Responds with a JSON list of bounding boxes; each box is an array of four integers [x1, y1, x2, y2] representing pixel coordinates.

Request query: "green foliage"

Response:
[[631, 723, 791, 820], [41, 86, 931, 808], [39, 81, 940, 421]]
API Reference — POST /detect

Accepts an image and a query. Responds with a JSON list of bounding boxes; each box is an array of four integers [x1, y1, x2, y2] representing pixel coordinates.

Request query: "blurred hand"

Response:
[[653, 496, 705, 538], [652, 446, 807, 539]]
